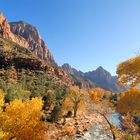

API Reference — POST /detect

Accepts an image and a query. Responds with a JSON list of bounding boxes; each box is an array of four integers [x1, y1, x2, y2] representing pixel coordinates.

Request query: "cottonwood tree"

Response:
[[116, 88, 140, 116], [117, 55, 140, 117], [0, 95, 46, 140], [63, 86, 86, 117], [117, 55, 140, 87], [116, 55, 140, 138], [88, 88, 105, 103]]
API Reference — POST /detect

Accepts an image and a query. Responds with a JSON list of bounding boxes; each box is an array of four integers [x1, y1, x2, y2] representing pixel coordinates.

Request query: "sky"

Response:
[[0, 0, 140, 75]]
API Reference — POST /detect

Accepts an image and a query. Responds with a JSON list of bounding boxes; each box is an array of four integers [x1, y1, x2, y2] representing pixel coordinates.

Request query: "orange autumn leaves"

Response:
[[88, 88, 105, 103], [116, 88, 140, 116], [116, 55, 140, 116], [117, 55, 140, 87], [0, 91, 46, 140], [63, 86, 87, 117], [0, 90, 4, 107], [63, 87, 108, 117]]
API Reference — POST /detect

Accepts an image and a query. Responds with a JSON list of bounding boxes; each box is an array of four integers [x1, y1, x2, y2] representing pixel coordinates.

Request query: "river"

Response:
[[74, 113, 121, 140], [109, 113, 121, 129]]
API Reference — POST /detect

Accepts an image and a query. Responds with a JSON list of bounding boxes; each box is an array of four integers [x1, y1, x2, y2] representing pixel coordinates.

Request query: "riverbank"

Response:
[[45, 100, 117, 140], [46, 111, 115, 139], [74, 112, 122, 140]]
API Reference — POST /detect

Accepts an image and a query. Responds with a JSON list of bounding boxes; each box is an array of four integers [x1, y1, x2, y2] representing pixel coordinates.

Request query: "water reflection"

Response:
[[109, 113, 121, 129]]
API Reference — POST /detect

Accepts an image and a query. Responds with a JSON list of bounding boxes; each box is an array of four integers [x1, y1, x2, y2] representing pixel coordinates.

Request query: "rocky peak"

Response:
[[62, 64, 125, 92], [94, 66, 112, 80], [62, 63, 75, 74], [62, 63, 96, 89], [0, 12, 74, 87], [95, 66, 110, 75], [10, 21, 55, 64], [0, 12, 55, 64], [0, 12, 29, 48], [96, 66, 105, 72], [0, 12, 5, 21], [62, 63, 71, 69], [84, 67, 119, 91]]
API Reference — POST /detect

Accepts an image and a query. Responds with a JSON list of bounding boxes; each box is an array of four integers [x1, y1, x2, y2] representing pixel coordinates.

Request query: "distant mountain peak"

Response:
[[62, 63, 125, 92], [97, 66, 104, 69], [62, 63, 72, 69], [96, 66, 110, 73], [96, 66, 105, 72], [0, 13, 74, 88]]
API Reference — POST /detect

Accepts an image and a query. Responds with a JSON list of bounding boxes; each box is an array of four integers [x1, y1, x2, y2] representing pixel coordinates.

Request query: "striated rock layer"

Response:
[[0, 12, 55, 64], [0, 12, 73, 86], [10, 21, 55, 64], [0, 12, 29, 49]]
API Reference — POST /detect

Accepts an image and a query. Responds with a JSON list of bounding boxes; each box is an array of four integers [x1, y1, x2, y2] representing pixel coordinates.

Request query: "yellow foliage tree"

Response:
[[89, 90, 99, 103], [117, 55, 140, 137], [0, 97, 46, 140], [0, 90, 5, 139], [63, 86, 86, 117], [0, 89, 4, 107], [88, 88, 105, 103], [117, 55, 140, 87], [116, 88, 140, 116]]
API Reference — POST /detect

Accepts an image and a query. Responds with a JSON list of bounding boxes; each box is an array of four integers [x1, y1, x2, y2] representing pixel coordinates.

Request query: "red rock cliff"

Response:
[[0, 12, 55, 64], [0, 12, 29, 49], [10, 21, 55, 64]]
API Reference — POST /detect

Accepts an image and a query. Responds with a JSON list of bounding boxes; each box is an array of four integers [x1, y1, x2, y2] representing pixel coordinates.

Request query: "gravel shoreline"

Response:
[[46, 111, 113, 140]]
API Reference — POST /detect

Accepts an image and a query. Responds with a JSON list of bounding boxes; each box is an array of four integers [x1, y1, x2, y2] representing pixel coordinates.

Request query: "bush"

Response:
[[49, 105, 61, 122]]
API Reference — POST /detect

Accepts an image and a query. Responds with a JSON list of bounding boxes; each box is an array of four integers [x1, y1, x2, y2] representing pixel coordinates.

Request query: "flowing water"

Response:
[[109, 113, 121, 129], [74, 113, 121, 140]]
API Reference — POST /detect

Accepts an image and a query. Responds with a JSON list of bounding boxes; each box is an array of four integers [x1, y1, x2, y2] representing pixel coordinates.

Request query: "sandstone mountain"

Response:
[[62, 64, 125, 92], [0, 12, 73, 87], [62, 64, 96, 89], [0, 12, 54, 64], [0, 13, 28, 48], [0, 12, 124, 92], [10, 21, 55, 64], [84, 66, 124, 92]]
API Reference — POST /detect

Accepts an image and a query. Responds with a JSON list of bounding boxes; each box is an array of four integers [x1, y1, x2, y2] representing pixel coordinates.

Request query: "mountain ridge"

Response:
[[10, 21, 55, 64], [0, 12, 124, 92], [0, 12, 74, 87], [0, 12, 55, 65], [62, 63, 125, 92]]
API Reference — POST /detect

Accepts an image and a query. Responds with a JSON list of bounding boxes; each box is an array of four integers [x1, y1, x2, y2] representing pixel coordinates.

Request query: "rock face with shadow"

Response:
[[62, 63, 96, 89], [0, 12, 29, 49], [0, 12, 74, 86], [10, 21, 55, 64], [62, 64, 125, 92], [0, 12, 55, 64], [0, 12, 125, 92]]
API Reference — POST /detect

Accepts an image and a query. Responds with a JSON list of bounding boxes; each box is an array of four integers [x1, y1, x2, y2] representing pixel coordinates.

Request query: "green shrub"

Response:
[[49, 105, 61, 122]]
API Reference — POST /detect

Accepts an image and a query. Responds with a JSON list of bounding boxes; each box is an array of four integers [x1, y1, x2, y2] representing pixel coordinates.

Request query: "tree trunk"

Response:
[[74, 104, 78, 117], [99, 112, 116, 140]]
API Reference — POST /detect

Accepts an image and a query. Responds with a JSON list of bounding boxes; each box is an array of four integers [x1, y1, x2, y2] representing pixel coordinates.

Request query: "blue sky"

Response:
[[0, 0, 140, 75]]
